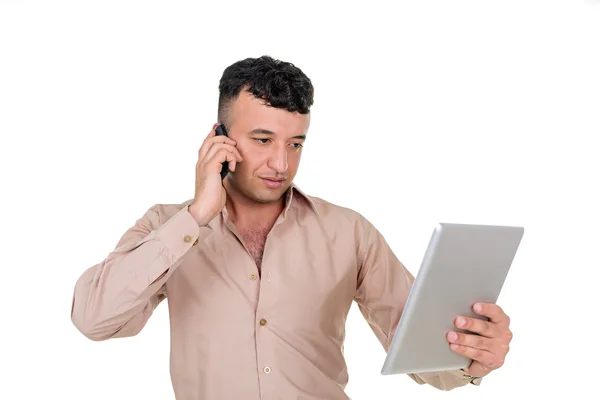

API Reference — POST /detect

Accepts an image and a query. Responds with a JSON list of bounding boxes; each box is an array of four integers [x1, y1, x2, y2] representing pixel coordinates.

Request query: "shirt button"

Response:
[[183, 235, 192, 243], [259, 319, 267, 326], [249, 274, 257, 280], [264, 366, 271, 374]]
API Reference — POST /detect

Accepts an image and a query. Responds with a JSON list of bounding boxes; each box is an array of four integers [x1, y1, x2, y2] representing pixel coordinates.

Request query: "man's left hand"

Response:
[[446, 302, 513, 378]]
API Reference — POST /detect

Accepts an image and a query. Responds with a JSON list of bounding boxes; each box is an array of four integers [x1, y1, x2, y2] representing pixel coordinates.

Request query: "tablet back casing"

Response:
[[381, 223, 524, 375]]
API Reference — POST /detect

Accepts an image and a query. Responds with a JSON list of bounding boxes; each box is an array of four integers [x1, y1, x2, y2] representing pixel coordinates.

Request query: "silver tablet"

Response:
[[381, 223, 524, 375]]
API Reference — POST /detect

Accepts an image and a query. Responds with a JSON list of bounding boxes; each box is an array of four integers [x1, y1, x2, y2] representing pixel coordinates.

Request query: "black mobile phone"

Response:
[[215, 124, 229, 180]]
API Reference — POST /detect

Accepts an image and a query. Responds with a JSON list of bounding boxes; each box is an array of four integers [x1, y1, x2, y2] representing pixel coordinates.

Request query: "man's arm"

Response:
[[353, 215, 482, 390], [70, 204, 211, 341]]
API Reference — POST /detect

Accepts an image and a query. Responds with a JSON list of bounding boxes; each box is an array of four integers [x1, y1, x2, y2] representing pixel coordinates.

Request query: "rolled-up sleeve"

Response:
[[353, 216, 481, 390], [71, 204, 212, 341]]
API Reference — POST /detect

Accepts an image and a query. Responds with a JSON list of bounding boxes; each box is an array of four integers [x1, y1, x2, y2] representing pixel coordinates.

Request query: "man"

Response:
[[71, 55, 513, 399]]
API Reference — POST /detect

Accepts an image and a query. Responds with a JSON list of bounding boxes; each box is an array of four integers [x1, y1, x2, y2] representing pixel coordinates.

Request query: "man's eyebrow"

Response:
[[249, 128, 275, 135], [249, 128, 306, 140]]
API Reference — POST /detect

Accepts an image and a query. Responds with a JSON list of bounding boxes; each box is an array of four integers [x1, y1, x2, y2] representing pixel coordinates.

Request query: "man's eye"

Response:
[[291, 143, 303, 149], [254, 138, 269, 144]]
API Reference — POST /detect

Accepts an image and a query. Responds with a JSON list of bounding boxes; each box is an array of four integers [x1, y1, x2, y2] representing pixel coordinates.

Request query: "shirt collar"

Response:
[[186, 182, 318, 229], [285, 182, 318, 216]]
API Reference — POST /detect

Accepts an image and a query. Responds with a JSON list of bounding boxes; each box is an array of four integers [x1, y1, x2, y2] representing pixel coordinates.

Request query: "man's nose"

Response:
[[268, 144, 288, 173]]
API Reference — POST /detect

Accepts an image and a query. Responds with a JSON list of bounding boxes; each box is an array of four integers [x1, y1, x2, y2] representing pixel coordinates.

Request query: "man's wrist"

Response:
[[187, 203, 210, 226]]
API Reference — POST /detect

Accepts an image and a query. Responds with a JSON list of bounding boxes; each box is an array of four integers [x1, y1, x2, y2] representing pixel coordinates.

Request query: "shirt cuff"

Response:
[[156, 205, 211, 265]]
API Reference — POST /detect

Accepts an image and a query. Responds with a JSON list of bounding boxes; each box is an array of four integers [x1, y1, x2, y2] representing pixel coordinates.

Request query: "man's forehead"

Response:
[[229, 97, 309, 134]]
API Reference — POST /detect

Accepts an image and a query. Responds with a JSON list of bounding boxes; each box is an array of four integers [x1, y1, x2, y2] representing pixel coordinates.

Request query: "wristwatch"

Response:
[[460, 368, 484, 385]]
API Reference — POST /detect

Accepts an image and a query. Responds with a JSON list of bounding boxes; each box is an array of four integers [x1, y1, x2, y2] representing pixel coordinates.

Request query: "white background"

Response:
[[1, 1, 599, 399]]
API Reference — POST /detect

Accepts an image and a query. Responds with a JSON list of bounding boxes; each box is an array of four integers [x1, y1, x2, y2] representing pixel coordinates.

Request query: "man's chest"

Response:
[[166, 224, 359, 327], [238, 227, 269, 269]]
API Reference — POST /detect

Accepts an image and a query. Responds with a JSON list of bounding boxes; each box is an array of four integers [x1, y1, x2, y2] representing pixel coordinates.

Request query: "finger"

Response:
[[207, 148, 240, 172], [473, 302, 509, 326], [200, 139, 240, 164], [199, 128, 218, 159], [450, 344, 505, 371], [199, 129, 237, 159], [454, 316, 496, 338], [205, 143, 243, 162], [447, 331, 494, 351]]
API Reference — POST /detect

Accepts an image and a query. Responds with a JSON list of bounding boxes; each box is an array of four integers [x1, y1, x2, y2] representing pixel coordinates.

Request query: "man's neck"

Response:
[[223, 183, 286, 230]]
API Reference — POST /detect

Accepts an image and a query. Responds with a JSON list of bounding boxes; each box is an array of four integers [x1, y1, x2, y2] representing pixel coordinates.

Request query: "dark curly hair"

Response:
[[217, 55, 314, 127]]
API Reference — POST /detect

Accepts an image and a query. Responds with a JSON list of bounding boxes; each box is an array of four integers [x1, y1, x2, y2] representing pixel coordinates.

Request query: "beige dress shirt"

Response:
[[71, 185, 481, 399]]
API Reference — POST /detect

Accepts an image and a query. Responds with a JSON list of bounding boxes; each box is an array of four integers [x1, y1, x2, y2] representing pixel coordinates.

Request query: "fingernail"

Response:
[[449, 332, 458, 340], [474, 303, 482, 312], [457, 317, 466, 327]]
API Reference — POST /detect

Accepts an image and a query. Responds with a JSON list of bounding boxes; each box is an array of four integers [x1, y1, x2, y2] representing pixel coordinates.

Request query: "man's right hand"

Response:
[[188, 126, 243, 226]]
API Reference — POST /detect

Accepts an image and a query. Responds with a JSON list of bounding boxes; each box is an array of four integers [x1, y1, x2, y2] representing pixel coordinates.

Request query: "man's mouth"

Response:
[[261, 177, 286, 188]]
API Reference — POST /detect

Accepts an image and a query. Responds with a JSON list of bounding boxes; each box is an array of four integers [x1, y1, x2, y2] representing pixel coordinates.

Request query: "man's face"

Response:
[[223, 90, 310, 204]]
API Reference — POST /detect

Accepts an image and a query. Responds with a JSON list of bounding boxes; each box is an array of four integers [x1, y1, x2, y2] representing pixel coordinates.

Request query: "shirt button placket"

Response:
[[257, 314, 271, 390]]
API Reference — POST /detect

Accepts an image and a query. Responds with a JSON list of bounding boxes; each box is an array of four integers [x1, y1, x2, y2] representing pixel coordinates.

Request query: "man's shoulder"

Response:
[[301, 192, 369, 225], [300, 194, 380, 251]]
